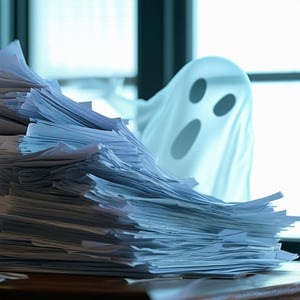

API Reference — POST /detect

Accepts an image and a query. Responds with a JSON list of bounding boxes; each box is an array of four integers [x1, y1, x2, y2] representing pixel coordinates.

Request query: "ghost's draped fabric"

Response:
[[135, 57, 254, 202]]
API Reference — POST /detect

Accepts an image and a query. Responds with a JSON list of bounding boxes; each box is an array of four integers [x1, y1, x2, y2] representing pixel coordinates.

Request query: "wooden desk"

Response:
[[0, 261, 300, 299]]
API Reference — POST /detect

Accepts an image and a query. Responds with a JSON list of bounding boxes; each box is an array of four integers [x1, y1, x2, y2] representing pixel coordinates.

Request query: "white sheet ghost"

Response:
[[134, 56, 254, 202]]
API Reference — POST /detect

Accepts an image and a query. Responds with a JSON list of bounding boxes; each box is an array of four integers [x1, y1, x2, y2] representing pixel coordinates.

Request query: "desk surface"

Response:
[[0, 261, 300, 300]]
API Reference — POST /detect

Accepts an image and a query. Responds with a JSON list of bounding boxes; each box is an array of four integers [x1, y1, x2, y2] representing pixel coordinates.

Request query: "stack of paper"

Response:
[[0, 40, 299, 278]]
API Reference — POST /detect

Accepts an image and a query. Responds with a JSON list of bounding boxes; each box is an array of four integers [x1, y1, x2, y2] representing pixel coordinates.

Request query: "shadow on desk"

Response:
[[0, 272, 150, 300]]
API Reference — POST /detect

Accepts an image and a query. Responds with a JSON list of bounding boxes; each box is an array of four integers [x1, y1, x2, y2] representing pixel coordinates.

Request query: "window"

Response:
[[0, 0, 12, 48], [193, 0, 300, 72], [29, 0, 137, 115], [194, 0, 300, 239]]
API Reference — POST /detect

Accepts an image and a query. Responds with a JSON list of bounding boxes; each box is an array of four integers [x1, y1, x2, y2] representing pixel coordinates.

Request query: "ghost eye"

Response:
[[213, 93, 236, 116], [189, 78, 207, 103]]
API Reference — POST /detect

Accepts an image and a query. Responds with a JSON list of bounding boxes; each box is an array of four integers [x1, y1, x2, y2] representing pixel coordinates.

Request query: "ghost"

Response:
[[135, 56, 254, 202]]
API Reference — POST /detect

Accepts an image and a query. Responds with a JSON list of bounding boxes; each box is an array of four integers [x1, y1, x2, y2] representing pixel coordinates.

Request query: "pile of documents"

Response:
[[0, 40, 299, 278]]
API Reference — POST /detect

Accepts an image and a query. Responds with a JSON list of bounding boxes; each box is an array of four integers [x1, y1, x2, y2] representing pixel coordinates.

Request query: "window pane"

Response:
[[193, 0, 300, 238], [251, 82, 300, 238], [193, 0, 300, 72], [29, 0, 137, 79], [29, 0, 137, 116], [251, 83, 300, 206], [0, 0, 12, 49]]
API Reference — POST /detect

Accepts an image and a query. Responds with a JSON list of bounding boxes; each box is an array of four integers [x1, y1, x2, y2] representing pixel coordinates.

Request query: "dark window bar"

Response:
[[281, 240, 300, 259], [248, 72, 300, 82]]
